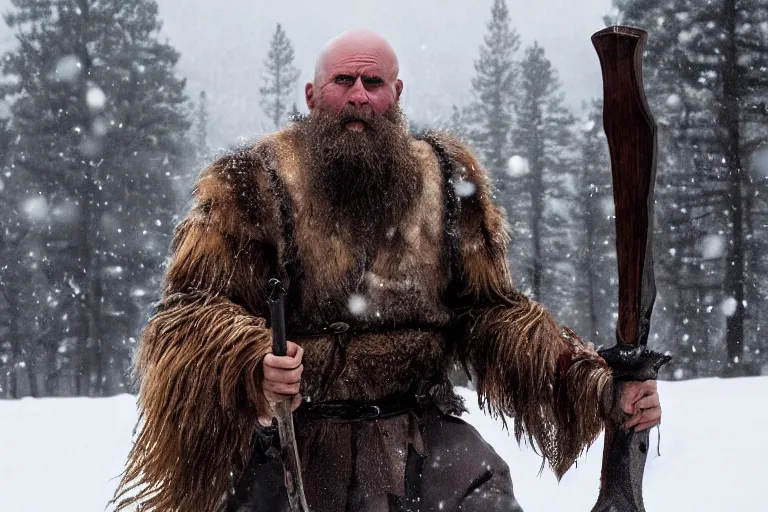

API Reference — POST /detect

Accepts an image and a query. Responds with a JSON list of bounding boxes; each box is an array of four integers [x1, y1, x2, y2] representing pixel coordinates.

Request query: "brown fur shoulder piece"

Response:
[[435, 131, 613, 479], [112, 143, 284, 511]]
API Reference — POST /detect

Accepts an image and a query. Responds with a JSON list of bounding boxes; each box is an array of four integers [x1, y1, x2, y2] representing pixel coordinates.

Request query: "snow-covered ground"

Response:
[[1, 377, 766, 511]]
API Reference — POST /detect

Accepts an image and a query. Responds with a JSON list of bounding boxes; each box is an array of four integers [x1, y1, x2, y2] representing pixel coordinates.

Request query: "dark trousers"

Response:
[[228, 413, 524, 512]]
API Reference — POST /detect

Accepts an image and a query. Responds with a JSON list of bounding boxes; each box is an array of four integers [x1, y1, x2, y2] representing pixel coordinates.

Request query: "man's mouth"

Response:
[[344, 120, 367, 132]]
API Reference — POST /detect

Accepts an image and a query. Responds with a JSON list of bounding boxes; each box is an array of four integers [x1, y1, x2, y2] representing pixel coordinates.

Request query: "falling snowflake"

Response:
[[506, 156, 529, 177], [22, 196, 49, 221], [601, 197, 615, 218], [55, 55, 81, 83], [105, 266, 124, 276], [721, 297, 738, 317], [348, 294, 367, 315], [87, 86, 107, 111], [666, 94, 682, 108], [701, 234, 726, 259], [453, 179, 476, 198], [51, 200, 78, 223], [67, 278, 81, 296], [92, 117, 109, 137]]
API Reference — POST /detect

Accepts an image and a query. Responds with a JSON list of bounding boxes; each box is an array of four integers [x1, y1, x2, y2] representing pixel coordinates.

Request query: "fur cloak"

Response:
[[112, 123, 612, 511]]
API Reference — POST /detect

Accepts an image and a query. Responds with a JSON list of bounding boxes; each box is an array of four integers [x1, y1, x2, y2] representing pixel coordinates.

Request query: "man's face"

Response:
[[300, 30, 418, 238], [305, 31, 403, 130]]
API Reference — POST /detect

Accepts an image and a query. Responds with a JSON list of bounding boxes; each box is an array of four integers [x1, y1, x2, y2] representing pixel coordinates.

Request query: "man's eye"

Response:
[[363, 77, 383, 87], [334, 75, 355, 85]]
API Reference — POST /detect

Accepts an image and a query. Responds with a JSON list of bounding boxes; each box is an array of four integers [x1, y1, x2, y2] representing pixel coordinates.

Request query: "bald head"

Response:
[[313, 29, 399, 84], [305, 29, 403, 119]]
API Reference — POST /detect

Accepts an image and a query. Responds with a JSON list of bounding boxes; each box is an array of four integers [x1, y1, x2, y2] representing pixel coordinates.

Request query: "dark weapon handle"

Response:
[[592, 26, 657, 349], [266, 278, 310, 512], [268, 278, 288, 357], [591, 26, 672, 512], [593, 347, 671, 512]]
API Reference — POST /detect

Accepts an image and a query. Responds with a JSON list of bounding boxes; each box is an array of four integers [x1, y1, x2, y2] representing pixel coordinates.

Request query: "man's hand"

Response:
[[259, 341, 304, 426], [620, 380, 661, 432]]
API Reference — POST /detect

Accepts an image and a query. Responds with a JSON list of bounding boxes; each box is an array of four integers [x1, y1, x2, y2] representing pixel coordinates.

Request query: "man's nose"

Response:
[[347, 77, 369, 107]]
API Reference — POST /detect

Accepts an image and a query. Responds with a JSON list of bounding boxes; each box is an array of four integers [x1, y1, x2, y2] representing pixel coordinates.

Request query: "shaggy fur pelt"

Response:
[[111, 149, 281, 512], [112, 125, 612, 511], [439, 133, 613, 478]]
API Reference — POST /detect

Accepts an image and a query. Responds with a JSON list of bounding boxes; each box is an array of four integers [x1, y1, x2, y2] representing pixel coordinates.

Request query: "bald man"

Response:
[[114, 29, 661, 512]]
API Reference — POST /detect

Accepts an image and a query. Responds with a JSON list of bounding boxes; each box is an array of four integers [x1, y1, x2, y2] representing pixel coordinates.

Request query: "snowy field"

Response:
[[1, 377, 766, 511]]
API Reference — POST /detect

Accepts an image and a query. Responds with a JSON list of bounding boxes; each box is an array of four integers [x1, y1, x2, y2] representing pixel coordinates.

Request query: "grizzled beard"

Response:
[[300, 104, 421, 242]]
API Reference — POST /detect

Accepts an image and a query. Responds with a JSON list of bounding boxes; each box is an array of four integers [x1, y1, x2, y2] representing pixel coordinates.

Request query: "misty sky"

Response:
[[1, 0, 617, 148]]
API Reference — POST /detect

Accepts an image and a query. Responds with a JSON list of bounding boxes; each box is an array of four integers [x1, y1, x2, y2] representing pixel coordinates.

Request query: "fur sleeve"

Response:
[[113, 147, 281, 511], [441, 133, 613, 479]]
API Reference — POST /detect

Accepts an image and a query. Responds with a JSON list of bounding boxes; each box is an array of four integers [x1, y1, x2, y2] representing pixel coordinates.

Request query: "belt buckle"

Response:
[[359, 404, 381, 420]]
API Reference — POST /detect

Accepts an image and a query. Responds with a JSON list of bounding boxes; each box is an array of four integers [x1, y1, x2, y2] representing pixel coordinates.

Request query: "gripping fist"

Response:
[[258, 341, 304, 426], [620, 380, 662, 432]]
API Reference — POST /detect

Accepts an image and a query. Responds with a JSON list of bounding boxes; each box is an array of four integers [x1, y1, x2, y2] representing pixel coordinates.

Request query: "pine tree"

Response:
[[447, 105, 466, 138], [1, 0, 191, 396], [613, 0, 768, 375], [466, 0, 520, 188], [196, 90, 210, 160], [575, 100, 618, 347], [0, 113, 57, 398], [510, 43, 577, 314], [0, 115, 15, 397], [259, 23, 300, 129], [288, 102, 301, 122]]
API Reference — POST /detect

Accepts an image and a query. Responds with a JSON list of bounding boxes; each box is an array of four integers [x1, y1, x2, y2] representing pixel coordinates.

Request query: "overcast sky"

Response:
[[1, 0, 617, 147]]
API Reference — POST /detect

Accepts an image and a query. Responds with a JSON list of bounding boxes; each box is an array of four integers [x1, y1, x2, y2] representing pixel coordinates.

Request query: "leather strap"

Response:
[[289, 321, 448, 339], [295, 393, 430, 423]]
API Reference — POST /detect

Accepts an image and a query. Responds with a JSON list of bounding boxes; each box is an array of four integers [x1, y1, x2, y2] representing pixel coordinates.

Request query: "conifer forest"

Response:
[[1, 0, 767, 398]]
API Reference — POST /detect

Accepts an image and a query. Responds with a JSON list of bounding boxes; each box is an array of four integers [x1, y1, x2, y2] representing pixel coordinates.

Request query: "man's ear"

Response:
[[395, 79, 403, 101], [305, 82, 315, 110]]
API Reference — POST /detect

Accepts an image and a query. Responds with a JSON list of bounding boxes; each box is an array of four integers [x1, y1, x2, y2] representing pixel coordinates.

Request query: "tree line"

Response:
[[457, 0, 768, 379], [0, 1, 297, 398], [1, 0, 765, 398]]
